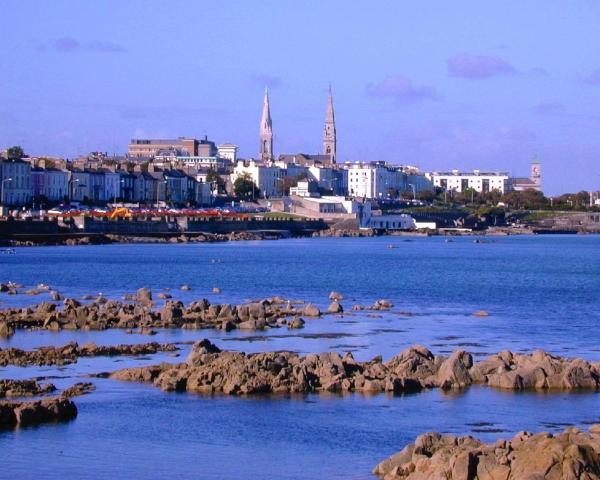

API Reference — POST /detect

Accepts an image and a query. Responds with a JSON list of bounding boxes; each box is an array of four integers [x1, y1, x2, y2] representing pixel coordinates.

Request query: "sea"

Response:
[[1, 235, 599, 479]]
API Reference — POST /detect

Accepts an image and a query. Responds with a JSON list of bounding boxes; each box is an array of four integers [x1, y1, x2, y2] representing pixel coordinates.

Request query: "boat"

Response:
[[0, 248, 16, 254]]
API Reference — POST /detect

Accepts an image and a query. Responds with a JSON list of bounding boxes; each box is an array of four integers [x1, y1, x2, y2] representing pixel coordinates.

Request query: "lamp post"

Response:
[[156, 178, 168, 209], [114, 179, 125, 205], [70, 178, 79, 203], [1, 177, 13, 208], [408, 183, 416, 201]]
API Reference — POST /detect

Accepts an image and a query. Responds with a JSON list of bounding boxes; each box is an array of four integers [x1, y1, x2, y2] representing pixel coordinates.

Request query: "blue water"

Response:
[[1, 236, 600, 479]]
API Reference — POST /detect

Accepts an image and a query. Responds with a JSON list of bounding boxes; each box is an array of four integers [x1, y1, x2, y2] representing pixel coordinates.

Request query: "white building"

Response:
[[217, 143, 238, 163], [104, 171, 123, 203], [368, 213, 416, 230], [1, 159, 32, 206], [427, 170, 510, 194], [232, 160, 281, 198], [345, 162, 404, 199], [43, 169, 69, 201]]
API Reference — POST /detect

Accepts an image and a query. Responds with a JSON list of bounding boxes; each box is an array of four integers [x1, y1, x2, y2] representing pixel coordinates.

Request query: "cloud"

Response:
[[366, 75, 441, 103], [51, 37, 126, 53], [533, 102, 566, 116], [250, 74, 284, 89], [447, 53, 516, 79], [583, 68, 600, 85]]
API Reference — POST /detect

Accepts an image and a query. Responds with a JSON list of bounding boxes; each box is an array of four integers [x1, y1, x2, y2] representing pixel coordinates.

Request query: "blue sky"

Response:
[[1, 0, 600, 193]]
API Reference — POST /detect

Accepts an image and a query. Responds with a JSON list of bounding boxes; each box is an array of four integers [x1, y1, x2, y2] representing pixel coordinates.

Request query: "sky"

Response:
[[1, 0, 600, 194]]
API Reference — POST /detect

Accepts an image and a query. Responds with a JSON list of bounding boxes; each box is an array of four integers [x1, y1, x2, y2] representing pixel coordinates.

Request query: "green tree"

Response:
[[6, 145, 24, 159], [206, 168, 226, 194], [416, 189, 435, 202], [234, 174, 258, 199]]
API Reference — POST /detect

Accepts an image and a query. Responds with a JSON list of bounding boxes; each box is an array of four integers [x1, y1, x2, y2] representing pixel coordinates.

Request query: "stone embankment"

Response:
[[0, 341, 178, 367], [373, 426, 600, 479], [109, 341, 600, 395]]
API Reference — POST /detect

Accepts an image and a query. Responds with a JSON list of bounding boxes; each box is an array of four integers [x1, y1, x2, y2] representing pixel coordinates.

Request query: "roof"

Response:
[[511, 177, 536, 184]]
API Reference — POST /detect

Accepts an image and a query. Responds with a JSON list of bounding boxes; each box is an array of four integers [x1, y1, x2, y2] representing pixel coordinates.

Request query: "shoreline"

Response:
[[2, 226, 595, 247]]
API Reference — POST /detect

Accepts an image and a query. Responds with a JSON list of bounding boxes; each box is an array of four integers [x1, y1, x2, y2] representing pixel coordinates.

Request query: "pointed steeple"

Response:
[[259, 87, 273, 162], [323, 85, 336, 163]]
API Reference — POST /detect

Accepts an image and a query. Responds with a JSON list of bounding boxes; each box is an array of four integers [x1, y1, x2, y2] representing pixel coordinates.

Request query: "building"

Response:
[[259, 88, 274, 162], [427, 170, 510, 194], [128, 137, 201, 158], [289, 180, 320, 197], [323, 86, 336, 163], [368, 213, 417, 230], [217, 143, 238, 163], [345, 162, 403, 199], [70, 170, 92, 202], [134, 172, 160, 204], [31, 168, 69, 203], [307, 166, 347, 195], [511, 162, 542, 191], [0, 159, 32, 206], [232, 160, 281, 198], [277, 153, 333, 167]]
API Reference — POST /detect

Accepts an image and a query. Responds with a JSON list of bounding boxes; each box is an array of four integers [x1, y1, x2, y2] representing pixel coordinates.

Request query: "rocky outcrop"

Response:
[[0, 294, 322, 332], [0, 341, 178, 367], [0, 320, 14, 338], [373, 426, 600, 479], [61, 382, 96, 397], [0, 396, 77, 429], [0, 379, 56, 398], [109, 342, 600, 397], [470, 349, 600, 391]]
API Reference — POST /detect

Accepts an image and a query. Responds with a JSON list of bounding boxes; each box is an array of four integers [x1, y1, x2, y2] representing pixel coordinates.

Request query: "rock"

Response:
[[0, 341, 177, 367], [1, 396, 77, 429], [329, 291, 344, 301], [180, 285, 191, 291], [436, 350, 473, 389], [50, 291, 63, 301], [0, 321, 14, 338], [61, 382, 96, 397], [288, 318, 305, 329], [136, 288, 153, 306], [238, 319, 267, 330], [327, 301, 343, 314], [303, 304, 321, 317], [374, 427, 600, 480], [0, 379, 56, 398], [373, 299, 393, 310], [472, 310, 489, 317], [25, 289, 41, 295]]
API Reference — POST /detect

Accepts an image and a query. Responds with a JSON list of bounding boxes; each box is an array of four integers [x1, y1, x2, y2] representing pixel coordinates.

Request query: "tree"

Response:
[[501, 189, 548, 210], [206, 168, 226, 194], [416, 189, 435, 202], [6, 146, 24, 159], [234, 174, 258, 199]]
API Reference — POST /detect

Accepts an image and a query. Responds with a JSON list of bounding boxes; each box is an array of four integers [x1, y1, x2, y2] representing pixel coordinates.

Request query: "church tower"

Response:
[[323, 86, 336, 163], [259, 87, 273, 162]]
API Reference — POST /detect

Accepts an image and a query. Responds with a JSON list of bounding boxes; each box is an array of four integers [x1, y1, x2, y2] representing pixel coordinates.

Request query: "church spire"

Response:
[[323, 85, 336, 163], [259, 87, 273, 162]]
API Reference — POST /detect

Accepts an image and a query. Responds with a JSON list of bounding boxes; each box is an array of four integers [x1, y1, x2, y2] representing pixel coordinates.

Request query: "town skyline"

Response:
[[2, 1, 600, 194]]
